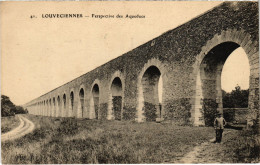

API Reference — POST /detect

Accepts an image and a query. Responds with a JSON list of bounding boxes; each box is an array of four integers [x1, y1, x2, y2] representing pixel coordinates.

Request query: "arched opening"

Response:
[[92, 84, 99, 119], [53, 97, 56, 117], [111, 77, 123, 120], [141, 65, 162, 121], [79, 88, 84, 118], [195, 42, 250, 126], [57, 96, 61, 117], [46, 100, 48, 116], [221, 47, 250, 125], [44, 101, 45, 116], [158, 76, 163, 116], [63, 94, 66, 117], [49, 99, 51, 116], [70, 92, 74, 117], [41, 101, 43, 116]]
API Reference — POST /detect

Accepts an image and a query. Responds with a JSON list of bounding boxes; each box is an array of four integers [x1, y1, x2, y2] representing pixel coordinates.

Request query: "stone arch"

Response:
[[41, 101, 43, 116], [40, 102, 42, 115], [108, 71, 125, 120], [78, 84, 86, 118], [69, 89, 75, 117], [45, 100, 48, 116], [192, 29, 259, 126], [39, 102, 41, 115], [90, 79, 101, 119], [136, 58, 166, 122], [43, 100, 45, 116], [62, 93, 67, 117], [47, 99, 49, 116], [57, 95, 61, 117], [49, 98, 52, 117], [53, 97, 56, 117]]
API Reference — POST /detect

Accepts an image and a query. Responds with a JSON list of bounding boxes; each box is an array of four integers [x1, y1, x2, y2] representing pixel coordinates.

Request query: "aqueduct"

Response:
[[24, 2, 259, 126]]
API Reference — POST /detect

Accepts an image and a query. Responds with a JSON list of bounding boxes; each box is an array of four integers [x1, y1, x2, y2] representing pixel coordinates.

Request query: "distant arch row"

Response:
[[27, 80, 104, 119], [26, 61, 166, 121]]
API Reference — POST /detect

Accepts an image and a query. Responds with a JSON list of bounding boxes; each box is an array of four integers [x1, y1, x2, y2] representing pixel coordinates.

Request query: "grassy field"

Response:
[[1, 115, 20, 133], [1, 114, 259, 164], [205, 128, 260, 163], [2, 114, 215, 164]]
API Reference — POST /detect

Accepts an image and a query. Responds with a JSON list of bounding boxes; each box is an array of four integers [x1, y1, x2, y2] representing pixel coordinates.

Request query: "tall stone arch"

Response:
[[90, 79, 101, 119], [48, 98, 52, 117], [69, 89, 75, 117], [57, 95, 61, 117], [136, 58, 167, 122], [62, 92, 67, 117], [192, 29, 259, 126], [77, 84, 87, 118], [107, 71, 125, 120]]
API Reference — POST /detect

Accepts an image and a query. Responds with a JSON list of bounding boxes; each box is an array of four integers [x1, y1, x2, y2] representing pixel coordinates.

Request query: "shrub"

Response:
[[144, 102, 157, 121], [202, 99, 217, 126]]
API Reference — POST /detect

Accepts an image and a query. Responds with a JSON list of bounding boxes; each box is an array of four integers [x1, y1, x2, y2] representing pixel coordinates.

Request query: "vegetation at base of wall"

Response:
[[164, 98, 192, 125], [99, 103, 108, 120], [223, 108, 248, 125], [1, 95, 28, 117], [223, 109, 235, 122], [112, 96, 122, 120], [222, 86, 249, 108], [144, 102, 157, 121], [1, 115, 20, 133], [122, 107, 136, 120], [2, 114, 216, 164], [202, 99, 218, 126]]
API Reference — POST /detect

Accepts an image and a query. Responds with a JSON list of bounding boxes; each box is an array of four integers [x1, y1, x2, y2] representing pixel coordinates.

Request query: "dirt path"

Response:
[[171, 130, 232, 163], [1, 115, 35, 142]]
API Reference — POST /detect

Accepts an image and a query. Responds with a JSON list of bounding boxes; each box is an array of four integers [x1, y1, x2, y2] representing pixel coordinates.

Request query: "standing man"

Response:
[[214, 112, 226, 143]]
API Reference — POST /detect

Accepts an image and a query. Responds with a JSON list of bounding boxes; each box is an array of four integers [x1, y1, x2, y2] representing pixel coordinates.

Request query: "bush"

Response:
[[202, 99, 218, 126], [15, 106, 28, 114], [144, 102, 157, 121]]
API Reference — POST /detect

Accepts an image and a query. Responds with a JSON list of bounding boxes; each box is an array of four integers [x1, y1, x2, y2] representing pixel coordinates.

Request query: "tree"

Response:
[[1, 95, 28, 117], [222, 85, 249, 108], [1, 95, 16, 116], [15, 106, 28, 114]]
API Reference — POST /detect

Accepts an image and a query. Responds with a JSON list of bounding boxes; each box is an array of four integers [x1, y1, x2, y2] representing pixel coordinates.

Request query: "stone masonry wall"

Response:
[[25, 2, 259, 126]]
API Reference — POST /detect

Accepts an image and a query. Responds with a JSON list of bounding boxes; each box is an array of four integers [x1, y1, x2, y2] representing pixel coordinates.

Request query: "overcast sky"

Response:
[[1, 1, 249, 105]]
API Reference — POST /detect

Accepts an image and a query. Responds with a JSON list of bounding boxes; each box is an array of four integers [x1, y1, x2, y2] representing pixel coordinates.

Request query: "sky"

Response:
[[1, 1, 249, 105], [221, 47, 249, 92]]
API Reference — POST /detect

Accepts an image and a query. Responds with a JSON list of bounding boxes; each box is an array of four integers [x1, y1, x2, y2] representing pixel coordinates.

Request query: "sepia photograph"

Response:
[[1, 1, 259, 164]]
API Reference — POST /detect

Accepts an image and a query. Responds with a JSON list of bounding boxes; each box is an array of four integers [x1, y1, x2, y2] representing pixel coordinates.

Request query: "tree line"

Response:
[[222, 85, 249, 108], [1, 95, 28, 117]]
